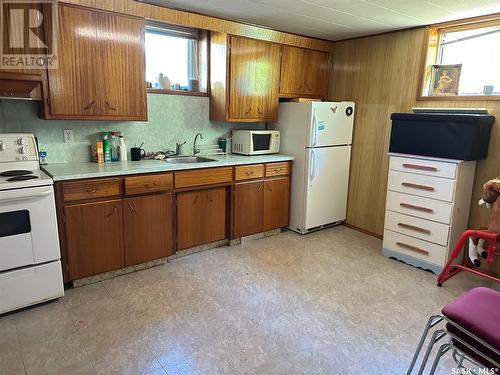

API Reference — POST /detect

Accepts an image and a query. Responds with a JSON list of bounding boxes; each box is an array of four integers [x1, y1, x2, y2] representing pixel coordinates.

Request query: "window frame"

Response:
[[417, 13, 500, 101], [144, 21, 209, 97]]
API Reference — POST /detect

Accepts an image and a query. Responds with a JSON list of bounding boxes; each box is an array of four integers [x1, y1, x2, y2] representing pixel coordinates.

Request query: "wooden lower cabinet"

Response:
[[202, 188, 227, 244], [263, 177, 290, 231], [177, 190, 203, 250], [64, 199, 124, 280], [123, 193, 174, 266], [234, 176, 291, 238], [233, 181, 264, 238], [177, 187, 227, 250]]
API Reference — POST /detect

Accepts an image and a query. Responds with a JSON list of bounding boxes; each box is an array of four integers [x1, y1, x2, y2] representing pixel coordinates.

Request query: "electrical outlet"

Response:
[[64, 129, 74, 143]]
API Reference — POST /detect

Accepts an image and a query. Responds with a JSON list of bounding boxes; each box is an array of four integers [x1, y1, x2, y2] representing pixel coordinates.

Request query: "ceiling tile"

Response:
[[141, 0, 500, 40]]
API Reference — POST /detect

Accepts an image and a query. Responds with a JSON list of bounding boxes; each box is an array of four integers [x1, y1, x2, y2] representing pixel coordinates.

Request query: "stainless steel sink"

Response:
[[166, 156, 217, 164]]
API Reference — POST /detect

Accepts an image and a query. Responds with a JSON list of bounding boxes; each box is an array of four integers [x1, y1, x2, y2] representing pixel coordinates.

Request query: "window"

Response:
[[145, 22, 207, 94], [419, 16, 500, 99]]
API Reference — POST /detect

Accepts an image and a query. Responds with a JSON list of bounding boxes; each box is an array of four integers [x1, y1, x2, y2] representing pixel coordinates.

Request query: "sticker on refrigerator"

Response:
[[317, 120, 325, 131]]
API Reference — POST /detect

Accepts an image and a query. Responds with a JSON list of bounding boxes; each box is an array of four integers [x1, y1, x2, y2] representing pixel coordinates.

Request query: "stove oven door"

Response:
[[0, 185, 60, 272]]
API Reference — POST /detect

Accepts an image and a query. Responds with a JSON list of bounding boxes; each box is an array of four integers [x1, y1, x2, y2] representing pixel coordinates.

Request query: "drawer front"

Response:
[[388, 170, 455, 202], [265, 162, 291, 177], [390, 156, 457, 179], [384, 210, 450, 246], [383, 229, 447, 266], [235, 164, 264, 181], [124, 173, 173, 195], [62, 178, 121, 202], [174, 167, 233, 188], [386, 191, 452, 224]]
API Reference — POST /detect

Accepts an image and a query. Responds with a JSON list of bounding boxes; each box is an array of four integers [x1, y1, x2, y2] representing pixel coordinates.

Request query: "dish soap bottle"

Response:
[[102, 132, 112, 162], [110, 132, 119, 162], [117, 132, 127, 162]]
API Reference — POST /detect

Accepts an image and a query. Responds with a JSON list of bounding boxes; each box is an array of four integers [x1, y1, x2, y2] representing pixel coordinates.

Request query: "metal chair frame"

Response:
[[407, 314, 500, 375]]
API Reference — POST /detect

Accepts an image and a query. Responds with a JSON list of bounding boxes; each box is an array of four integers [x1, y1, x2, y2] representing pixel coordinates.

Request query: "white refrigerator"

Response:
[[274, 101, 355, 234]]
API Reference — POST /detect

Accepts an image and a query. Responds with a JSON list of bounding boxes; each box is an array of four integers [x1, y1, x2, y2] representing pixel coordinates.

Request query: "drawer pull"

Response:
[[401, 182, 435, 192], [396, 242, 429, 256], [402, 163, 438, 172], [143, 183, 154, 188], [245, 171, 254, 175], [86, 188, 98, 194], [397, 223, 431, 235], [400, 203, 434, 213]]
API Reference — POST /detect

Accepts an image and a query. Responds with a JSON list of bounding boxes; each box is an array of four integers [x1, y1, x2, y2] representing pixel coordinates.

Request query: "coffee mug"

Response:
[[130, 147, 145, 161]]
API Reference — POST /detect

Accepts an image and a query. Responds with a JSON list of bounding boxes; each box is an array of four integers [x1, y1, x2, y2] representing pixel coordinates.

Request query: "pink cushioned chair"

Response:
[[407, 287, 500, 374]]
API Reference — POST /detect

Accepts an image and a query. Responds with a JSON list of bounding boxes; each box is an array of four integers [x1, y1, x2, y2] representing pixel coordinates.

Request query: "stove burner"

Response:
[[7, 175, 39, 182], [0, 170, 34, 177]]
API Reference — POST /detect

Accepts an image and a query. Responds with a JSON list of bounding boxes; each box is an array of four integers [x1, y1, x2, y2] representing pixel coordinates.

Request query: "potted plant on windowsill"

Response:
[[157, 73, 171, 90]]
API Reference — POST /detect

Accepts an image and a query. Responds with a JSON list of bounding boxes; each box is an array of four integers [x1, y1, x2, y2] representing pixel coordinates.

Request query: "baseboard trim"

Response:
[[343, 223, 383, 239]]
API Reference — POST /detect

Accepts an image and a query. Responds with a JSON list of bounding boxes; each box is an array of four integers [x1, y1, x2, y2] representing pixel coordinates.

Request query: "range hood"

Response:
[[0, 79, 42, 101]]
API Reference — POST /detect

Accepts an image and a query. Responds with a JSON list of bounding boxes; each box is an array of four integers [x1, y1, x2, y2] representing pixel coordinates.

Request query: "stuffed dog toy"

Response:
[[469, 177, 500, 266]]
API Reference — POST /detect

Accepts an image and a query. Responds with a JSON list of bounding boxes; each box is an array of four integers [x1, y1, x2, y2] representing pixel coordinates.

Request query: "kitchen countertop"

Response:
[[42, 154, 294, 181]]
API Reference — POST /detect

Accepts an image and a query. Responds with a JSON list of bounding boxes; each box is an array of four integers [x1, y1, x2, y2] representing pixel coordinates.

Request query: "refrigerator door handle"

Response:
[[312, 110, 318, 146], [309, 149, 317, 181]]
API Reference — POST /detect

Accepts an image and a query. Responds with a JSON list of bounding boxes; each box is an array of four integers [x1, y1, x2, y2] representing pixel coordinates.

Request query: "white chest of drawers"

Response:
[[382, 154, 476, 274]]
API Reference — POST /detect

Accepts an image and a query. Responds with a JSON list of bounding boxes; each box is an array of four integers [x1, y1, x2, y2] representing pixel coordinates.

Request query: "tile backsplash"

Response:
[[0, 94, 263, 163]]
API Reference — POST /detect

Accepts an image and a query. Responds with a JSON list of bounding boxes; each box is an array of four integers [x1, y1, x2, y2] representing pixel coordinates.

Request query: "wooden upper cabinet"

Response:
[[209, 32, 280, 122], [46, 4, 146, 120], [0, 2, 47, 77], [95, 11, 146, 119], [280, 45, 330, 98], [46, 4, 96, 116], [228, 36, 280, 121]]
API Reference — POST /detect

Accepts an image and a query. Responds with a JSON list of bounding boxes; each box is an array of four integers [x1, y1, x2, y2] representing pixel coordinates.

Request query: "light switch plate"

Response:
[[64, 129, 74, 143]]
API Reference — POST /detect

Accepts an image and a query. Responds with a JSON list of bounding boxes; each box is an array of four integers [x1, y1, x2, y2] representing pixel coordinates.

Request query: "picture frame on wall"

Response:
[[429, 64, 462, 96]]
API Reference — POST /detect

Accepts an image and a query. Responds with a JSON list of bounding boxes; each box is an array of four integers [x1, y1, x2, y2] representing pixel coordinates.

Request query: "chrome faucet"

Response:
[[193, 132, 203, 156], [175, 141, 186, 156]]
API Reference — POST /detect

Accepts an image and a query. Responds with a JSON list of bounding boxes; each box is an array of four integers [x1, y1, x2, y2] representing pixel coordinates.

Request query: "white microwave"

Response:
[[232, 130, 280, 155]]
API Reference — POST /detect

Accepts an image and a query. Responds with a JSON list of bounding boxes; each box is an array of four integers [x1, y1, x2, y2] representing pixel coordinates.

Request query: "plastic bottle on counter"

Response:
[[110, 131, 119, 162], [117, 132, 127, 162], [102, 132, 112, 162]]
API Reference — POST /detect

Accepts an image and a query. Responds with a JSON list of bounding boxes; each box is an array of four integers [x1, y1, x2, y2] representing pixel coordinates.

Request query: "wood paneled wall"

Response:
[[329, 27, 500, 241], [60, 0, 333, 52]]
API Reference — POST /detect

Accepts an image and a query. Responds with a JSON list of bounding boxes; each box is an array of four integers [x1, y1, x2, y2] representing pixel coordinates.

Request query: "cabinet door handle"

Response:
[[397, 222, 431, 235], [107, 205, 119, 217], [257, 108, 264, 115], [396, 242, 429, 256], [83, 100, 95, 110], [402, 163, 438, 172], [128, 202, 137, 213], [206, 193, 213, 203], [194, 194, 199, 203], [105, 100, 117, 111], [244, 106, 252, 115], [267, 184, 272, 192], [257, 184, 262, 192], [399, 203, 434, 213], [401, 182, 435, 192]]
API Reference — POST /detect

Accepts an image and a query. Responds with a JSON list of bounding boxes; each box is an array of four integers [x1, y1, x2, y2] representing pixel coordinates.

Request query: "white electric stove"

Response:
[[0, 133, 64, 314]]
